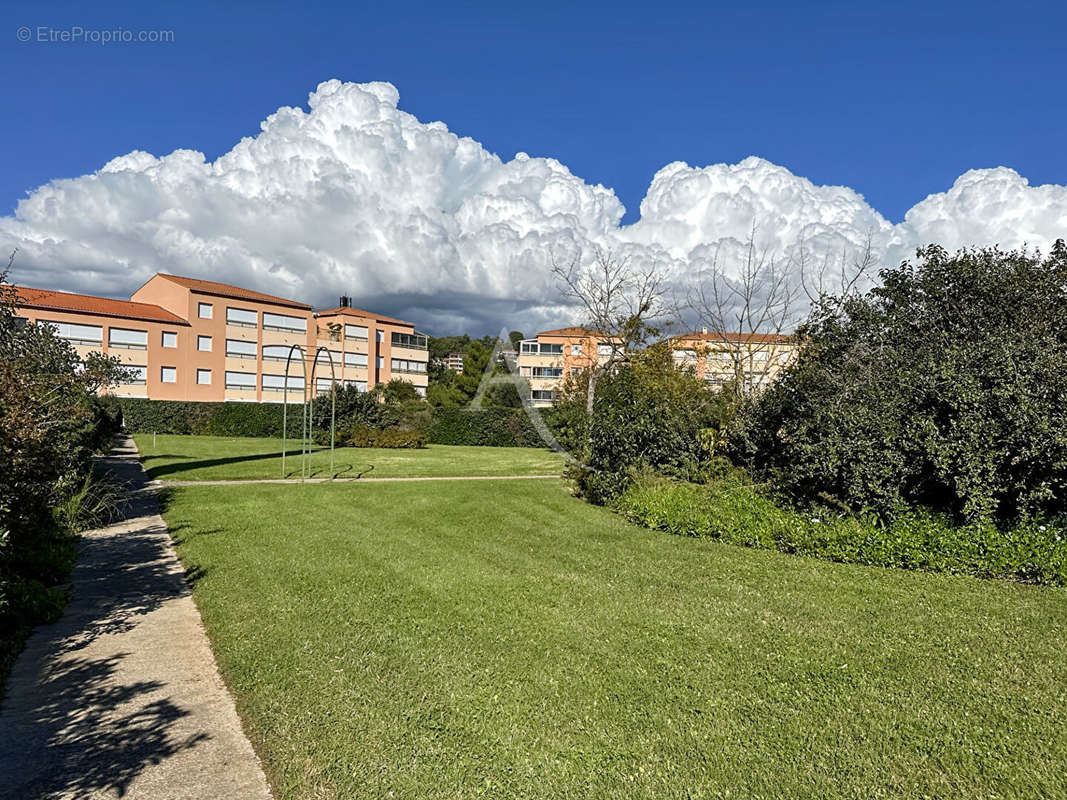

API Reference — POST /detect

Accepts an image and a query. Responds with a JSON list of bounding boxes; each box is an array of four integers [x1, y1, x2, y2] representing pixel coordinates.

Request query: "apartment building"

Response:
[[516, 327, 610, 407], [440, 352, 465, 374], [516, 326, 796, 406], [672, 330, 797, 391], [12, 274, 428, 402]]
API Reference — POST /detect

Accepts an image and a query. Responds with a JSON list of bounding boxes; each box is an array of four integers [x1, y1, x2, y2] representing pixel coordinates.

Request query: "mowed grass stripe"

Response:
[[163, 479, 1067, 799], [135, 433, 565, 481]]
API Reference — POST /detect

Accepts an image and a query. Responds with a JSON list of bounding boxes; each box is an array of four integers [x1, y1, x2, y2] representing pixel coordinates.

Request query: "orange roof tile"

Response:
[[536, 326, 603, 337], [315, 306, 413, 327], [155, 273, 311, 310], [12, 286, 189, 325]]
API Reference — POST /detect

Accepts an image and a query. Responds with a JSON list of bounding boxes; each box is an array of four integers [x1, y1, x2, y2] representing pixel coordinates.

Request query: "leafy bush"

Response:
[[728, 243, 1067, 523], [1, 271, 127, 690], [342, 425, 427, 449], [617, 477, 1067, 585], [427, 406, 558, 447], [560, 342, 735, 504]]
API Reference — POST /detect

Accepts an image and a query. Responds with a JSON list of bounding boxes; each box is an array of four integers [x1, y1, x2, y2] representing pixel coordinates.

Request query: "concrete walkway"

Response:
[[0, 436, 272, 800]]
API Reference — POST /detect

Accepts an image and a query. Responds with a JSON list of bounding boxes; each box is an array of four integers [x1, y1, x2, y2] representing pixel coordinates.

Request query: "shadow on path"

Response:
[[0, 435, 270, 799]]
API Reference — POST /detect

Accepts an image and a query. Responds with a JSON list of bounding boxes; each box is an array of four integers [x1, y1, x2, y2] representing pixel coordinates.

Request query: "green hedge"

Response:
[[119, 398, 561, 448], [345, 426, 427, 449], [617, 476, 1067, 586], [427, 406, 558, 447], [118, 398, 289, 438]]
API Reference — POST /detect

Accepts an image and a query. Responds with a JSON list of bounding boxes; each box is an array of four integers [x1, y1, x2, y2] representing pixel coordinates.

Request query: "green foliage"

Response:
[[1, 267, 126, 687], [728, 243, 1067, 523], [341, 425, 427, 449], [426, 334, 525, 408], [119, 397, 287, 437], [560, 342, 736, 504], [618, 475, 1067, 585], [428, 406, 557, 447], [52, 470, 125, 533]]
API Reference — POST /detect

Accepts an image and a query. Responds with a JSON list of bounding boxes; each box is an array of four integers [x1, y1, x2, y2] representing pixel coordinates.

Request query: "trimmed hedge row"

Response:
[[345, 426, 427, 449], [427, 406, 558, 447], [118, 398, 560, 448], [617, 476, 1067, 586], [118, 398, 289, 438]]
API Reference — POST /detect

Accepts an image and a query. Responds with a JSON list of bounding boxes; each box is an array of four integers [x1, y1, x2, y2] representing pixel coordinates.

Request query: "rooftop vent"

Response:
[[339, 295, 351, 308]]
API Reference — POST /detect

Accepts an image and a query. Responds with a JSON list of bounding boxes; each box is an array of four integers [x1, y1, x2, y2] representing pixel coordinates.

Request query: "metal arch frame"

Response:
[[309, 346, 338, 480], [281, 344, 309, 479]]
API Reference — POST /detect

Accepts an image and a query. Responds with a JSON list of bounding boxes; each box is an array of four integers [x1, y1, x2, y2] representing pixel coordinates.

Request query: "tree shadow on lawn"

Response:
[[144, 447, 335, 480]]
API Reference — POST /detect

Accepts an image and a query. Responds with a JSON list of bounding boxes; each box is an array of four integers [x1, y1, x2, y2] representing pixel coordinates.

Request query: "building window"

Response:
[[376, 330, 384, 343], [224, 371, 256, 390], [532, 390, 555, 402], [532, 367, 563, 378], [162, 331, 178, 348], [198, 302, 213, 319], [161, 366, 177, 384], [344, 324, 368, 341], [262, 312, 307, 333], [571, 343, 582, 355], [674, 349, 697, 362], [540, 343, 564, 355], [197, 335, 212, 352], [197, 369, 212, 385], [108, 327, 148, 349], [343, 380, 368, 392], [344, 352, 368, 368], [315, 377, 336, 394], [376, 356, 384, 369], [391, 358, 427, 374], [391, 331, 428, 350], [122, 365, 148, 385], [315, 350, 342, 370], [262, 344, 295, 362], [225, 339, 257, 359], [520, 341, 539, 354], [261, 374, 304, 392], [226, 307, 257, 327], [597, 343, 613, 356], [41, 320, 102, 345]]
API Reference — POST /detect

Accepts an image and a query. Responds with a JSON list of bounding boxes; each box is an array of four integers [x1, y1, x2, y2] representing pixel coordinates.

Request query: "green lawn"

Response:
[[162, 479, 1067, 799], [134, 434, 564, 481]]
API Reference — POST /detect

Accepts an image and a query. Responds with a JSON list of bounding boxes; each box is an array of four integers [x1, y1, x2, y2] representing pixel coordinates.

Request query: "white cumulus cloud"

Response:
[[3, 79, 1066, 334]]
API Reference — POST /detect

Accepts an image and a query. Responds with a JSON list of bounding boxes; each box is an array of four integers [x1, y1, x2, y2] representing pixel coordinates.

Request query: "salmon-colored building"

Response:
[[516, 326, 797, 406], [12, 274, 428, 402]]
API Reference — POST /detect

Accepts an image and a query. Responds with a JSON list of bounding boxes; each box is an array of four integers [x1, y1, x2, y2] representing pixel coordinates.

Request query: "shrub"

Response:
[[617, 476, 1067, 585], [342, 425, 427, 449], [427, 406, 557, 447], [727, 243, 1067, 523], [560, 342, 735, 504]]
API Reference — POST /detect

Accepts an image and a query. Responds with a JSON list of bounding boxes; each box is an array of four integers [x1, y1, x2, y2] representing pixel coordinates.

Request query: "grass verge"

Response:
[[163, 479, 1067, 798], [133, 434, 564, 481]]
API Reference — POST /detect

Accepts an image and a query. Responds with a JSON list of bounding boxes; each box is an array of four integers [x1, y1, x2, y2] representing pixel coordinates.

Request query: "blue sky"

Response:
[[3, 0, 1065, 224]]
